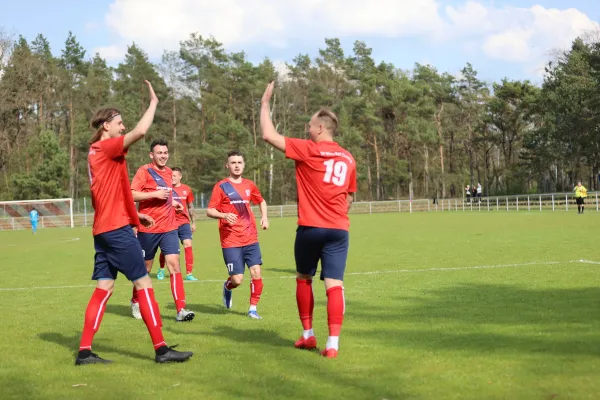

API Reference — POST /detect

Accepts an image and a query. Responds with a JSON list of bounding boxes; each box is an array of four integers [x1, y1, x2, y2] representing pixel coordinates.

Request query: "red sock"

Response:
[[137, 288, 166, 350], [184, 247, 194, 274], [170, 272, 186, 312], [79, 288, 112, 351], [250, 278, 263, 305], [131, 285, 139, 304], [225, 276, 235, 290], [159, 253, 165, 269], [296, 278, 314, 330], [326, 286, 345, 336]]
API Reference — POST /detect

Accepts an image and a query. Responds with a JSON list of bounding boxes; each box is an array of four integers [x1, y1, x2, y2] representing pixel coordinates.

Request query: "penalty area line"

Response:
[[0, 259, 588, 292]]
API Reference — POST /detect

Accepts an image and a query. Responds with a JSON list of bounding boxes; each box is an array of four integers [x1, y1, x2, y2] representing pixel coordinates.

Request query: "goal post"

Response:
[[0, 198, 74, 230]]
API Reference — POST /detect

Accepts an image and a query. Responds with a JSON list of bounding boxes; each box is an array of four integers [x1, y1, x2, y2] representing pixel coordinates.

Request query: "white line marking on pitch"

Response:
[[0, 259, 592, 292], [1, 237, 80, 247]]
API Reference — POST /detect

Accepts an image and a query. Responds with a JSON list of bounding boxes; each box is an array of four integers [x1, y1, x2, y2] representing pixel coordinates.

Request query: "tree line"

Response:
[[1, 27, 599, 204]]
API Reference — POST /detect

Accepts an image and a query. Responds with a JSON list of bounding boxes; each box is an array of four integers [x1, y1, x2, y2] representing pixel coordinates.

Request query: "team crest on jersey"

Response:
[[246, 189, 250, 197], [183, 191, 187, 195]]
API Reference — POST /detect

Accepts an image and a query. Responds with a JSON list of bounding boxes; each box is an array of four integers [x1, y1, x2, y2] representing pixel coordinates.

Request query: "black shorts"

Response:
[[222, 243, 263, 275], [294, 226, 349, 281], [92, 225, 147, 281], [576, 197, 585, 205]]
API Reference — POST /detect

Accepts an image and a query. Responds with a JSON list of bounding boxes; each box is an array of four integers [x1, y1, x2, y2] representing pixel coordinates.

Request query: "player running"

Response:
[[574, 181, 587, 214], [77, 80, 192, 365], [29, 207, 39, 234], [260, 82, 357, 358], [206, 150, 269, 319], [130, 139, 195, 322], [157, 167, 198, 281]]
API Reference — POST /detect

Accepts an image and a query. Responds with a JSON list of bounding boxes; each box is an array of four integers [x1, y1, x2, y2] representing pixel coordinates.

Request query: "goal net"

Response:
[[0, 198, 74, 230]]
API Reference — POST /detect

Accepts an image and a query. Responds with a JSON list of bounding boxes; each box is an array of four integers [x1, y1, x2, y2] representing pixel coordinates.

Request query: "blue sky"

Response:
[[2, 0, 599, 85]]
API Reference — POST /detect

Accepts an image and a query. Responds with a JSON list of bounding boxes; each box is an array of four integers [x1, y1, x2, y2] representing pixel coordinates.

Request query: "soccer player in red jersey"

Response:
[[206, 150, 269, 319], [260, 82, 357, 358], [157, 167, 198, 281], [76, 80, 193, 365], [130, 139, 195, 322]]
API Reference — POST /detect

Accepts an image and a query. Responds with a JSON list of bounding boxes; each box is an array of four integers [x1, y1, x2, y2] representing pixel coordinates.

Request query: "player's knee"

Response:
[[296, 272, 313, 281], [249, 266, 261, 279], [230, 274, 244, 287], [97, 280, 115, 293], [183, 240, 192, 248], [133, 275, 153, 290], [165, 255, 181, 273]]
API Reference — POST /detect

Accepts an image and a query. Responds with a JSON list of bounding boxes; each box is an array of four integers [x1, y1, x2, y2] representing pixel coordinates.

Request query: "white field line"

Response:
[[1, 237, 80, 247], [0, 260, 590, 292]]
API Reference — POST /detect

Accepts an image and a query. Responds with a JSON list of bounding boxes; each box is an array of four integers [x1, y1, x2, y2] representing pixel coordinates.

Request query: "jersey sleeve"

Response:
[[347, 164, 357, 193], [130, 167, 147, 192], [285, 138, 312, 162], [100, 136, 125, 159], [250, 183, 264, 205], [207, 184, 224, 210]]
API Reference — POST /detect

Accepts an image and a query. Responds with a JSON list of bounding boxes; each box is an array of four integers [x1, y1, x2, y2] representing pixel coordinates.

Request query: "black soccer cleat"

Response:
[[155, 346, 193, 363], [75, 352, 113, 366]]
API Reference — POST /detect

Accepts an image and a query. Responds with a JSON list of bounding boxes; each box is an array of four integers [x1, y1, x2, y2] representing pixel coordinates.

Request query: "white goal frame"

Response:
[[0, 198, 74, 229]]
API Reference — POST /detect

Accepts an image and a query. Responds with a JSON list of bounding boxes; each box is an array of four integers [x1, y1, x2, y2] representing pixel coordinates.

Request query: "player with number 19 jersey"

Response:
[[284, 138, 356, 230]]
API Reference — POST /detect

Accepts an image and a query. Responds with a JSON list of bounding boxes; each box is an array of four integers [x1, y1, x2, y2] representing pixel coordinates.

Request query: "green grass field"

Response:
[[1, 212, 599, 400]]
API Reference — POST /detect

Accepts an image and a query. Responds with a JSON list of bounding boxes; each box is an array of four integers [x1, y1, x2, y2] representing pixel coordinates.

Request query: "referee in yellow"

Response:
[[574, 181, 587, 214]]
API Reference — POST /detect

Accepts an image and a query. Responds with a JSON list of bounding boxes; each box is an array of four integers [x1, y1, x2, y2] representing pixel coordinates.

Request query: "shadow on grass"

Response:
[[348, 283, 600, 356], [38, 332, 151, 361], [264, 267, 296, 274], [166, 302, 247, 316], [166, 325, 292, 349]]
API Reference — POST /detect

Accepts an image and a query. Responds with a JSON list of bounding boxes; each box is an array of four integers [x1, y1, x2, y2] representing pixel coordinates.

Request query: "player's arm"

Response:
[[258, 200, 269, 230], [132, 189, 169, 202], [123, 81, 159, 151], [346, 193, 354, 213], [188, 202, 195, 224], [131, 168, 169, 201], [260, 81, 286, 152], [206, 207, 237, 225], [206, 187, 237, 225]]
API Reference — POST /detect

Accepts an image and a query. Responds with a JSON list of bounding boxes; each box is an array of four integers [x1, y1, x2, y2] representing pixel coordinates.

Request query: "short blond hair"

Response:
[[315, 108, 338, 135]]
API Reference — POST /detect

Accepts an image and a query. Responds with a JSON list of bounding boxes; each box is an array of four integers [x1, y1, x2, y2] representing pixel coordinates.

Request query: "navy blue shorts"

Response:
[[177, 223, 193, 242], [137, 230, 180, 261], [294, 226, 349, 281], [92, 225, 147, 281], [222, 243, 262, 275]]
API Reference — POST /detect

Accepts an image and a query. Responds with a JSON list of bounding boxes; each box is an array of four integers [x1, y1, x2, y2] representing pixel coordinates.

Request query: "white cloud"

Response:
[[101, 0, 444, 58], [446, 2, 598, 66], [98, 0, 598, 78], [93, 44, 127, 61]]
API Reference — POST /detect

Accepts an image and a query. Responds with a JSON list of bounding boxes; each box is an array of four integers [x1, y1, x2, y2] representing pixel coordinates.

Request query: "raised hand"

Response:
[[261, 81, 275, 105], [144, 80, 159, 104]]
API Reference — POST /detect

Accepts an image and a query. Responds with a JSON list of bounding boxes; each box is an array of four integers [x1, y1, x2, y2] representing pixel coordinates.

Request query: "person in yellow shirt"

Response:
[[574, 181, 587, 214]]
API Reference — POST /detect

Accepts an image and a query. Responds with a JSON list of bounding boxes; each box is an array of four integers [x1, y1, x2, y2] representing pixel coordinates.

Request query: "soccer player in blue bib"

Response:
[[29, 208, 39, 234]]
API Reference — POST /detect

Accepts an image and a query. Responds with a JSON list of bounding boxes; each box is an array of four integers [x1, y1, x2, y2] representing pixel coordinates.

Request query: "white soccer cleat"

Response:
[[176, 309, 195, 322], [131, 301, 142, 320]]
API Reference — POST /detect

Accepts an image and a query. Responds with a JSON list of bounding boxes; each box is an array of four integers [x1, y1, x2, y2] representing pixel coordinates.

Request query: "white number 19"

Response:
[[323, 160, 348, 186]]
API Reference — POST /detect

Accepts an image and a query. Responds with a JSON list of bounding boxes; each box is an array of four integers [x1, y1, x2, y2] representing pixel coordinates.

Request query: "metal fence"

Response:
[[1, 192, 596, 230]]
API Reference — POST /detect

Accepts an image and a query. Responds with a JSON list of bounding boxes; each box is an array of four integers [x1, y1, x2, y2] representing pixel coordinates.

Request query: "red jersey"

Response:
[[131, 164, 177, 233], [208, 178, 264, 248], [173, 183, 194, 226], [88, 136, 140, 236], [285, 138, 356, 231]]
